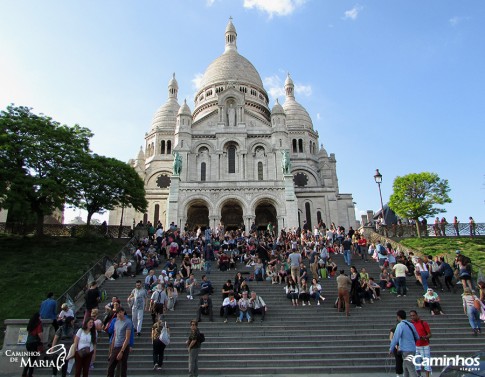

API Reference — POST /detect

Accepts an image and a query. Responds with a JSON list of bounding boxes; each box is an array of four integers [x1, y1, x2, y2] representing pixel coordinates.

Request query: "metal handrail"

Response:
[[371, 223, 484, 238], [55, 236, 138, 313]]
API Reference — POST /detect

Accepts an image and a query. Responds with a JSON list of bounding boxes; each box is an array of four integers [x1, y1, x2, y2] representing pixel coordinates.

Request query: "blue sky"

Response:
[[1, 0, 484, 224]]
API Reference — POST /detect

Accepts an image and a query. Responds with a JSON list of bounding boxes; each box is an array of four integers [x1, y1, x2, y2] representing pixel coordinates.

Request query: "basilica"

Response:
[[109, 19, 356, 232]]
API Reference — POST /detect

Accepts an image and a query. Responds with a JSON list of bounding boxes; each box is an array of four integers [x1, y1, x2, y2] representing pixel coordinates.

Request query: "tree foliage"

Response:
[[0, 105, 148, 235], [0, 105, 92, 235], [74, 154, 147, 225], [388, 172, 452, 237]]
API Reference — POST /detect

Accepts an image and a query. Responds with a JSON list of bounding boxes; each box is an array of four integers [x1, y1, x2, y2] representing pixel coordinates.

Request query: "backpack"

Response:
[[197, 332, 205, 344], [377, 245, 387, 256]]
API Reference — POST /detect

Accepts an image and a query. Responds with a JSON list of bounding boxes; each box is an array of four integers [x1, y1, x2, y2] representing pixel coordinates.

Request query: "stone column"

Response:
[[209, 216, 219, 231], [166, 176, 180, 227], [245, 216, 255, 235], [283, 174, 298, 228], [277, 215, 285, 232]]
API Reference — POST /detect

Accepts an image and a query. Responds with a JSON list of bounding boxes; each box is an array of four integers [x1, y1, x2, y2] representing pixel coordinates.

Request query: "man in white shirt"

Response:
[[155, 226, 164, 251], [57, 303, 74, 326], [127, 280, 147, 336], [222, 293, 238, 323], [392, 259, 409, 297], [149, 284, 167, 323], [248, 291, 267, 322]]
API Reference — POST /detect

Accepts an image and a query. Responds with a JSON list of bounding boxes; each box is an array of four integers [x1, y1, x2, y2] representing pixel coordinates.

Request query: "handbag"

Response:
[[67, 343, 76, 360], [480, 303, 485, 321], [473, 298, 481, 310], [159, 322, 170, 346], [77, 347, 91, 358]]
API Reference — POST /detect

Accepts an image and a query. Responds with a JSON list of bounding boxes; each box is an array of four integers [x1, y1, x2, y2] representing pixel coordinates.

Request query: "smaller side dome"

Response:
[[151, 74, 181, 130], [137, 145, 145, 161], [271, 99, 285, 115], [178, 99, 191, 116], [318, 144, 328, 158]]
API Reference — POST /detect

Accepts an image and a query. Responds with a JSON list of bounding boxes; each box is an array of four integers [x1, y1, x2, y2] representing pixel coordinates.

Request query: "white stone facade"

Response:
[[109, 19, 356, 232]]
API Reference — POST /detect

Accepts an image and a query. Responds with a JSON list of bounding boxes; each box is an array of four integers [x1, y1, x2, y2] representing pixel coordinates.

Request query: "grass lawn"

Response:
[[0, 235, 127, 342], [399, 237, 485, 276]]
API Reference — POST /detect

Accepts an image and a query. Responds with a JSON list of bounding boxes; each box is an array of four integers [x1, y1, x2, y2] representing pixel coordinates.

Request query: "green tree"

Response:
[[74, 154, 147, 225], [0, 105, 92, 235], [388, 172, 452, 237]]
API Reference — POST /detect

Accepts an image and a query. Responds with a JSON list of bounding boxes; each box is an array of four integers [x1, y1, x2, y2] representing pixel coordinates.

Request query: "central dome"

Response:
[[198, 18, 264, 92], [199, 50, 264, 90]]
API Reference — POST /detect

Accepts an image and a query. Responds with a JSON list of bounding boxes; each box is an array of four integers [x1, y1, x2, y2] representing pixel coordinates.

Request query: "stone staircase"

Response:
[[43, 252, 484, 375]]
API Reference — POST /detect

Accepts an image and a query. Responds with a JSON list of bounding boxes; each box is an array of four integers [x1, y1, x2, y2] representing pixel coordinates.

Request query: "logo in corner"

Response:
[[404, 354, 416, 363], [46, 344, 67, 370]]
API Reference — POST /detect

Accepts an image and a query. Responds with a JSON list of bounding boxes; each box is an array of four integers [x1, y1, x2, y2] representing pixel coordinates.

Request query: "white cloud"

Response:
[[316, 113, 321, 120], [343, 4, 363, 21], [264, 75, 285, 99], [243, 0, 306, 18], [191, 73, 203, 91], [295, 84, 312, 97], [449, 16, 470, 27], [206, 0, 215, 6], [263, 74, 312, 101]]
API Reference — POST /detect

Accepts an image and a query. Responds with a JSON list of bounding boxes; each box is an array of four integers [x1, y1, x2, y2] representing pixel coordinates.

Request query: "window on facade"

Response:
[[258, 162, 263, 180], [161, 140, 165, 154], [298, 139, 303, 153], [154, 204, 160, 225], [305, 202, 312, 228], [167, 140, 172, 154], [228, 146, 236, 173], [201, 162, 206, 181], [292, 139, 297, 153]]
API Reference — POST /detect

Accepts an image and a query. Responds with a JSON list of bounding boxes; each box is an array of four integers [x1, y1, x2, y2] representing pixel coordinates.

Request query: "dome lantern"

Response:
[[224, 17, 237, 53], [285, 73, 294, 99], [168, 73, 178, 100]]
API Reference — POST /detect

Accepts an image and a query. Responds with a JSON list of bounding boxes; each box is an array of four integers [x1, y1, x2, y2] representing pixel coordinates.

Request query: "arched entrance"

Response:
[[221, 200, 244, 231], [255, 202, 277, 232], [186, 201, 209, 231]]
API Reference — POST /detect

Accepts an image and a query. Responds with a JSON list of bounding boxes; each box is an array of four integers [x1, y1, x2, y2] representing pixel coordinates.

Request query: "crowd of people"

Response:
[[22, 219, 485, 377]]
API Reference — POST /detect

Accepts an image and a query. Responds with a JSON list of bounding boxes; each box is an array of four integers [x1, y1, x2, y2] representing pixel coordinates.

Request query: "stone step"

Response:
[[37, 252, 482, 376]]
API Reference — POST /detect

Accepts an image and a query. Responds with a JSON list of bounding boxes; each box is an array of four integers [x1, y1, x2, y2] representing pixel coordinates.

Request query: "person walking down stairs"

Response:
[[462, 288, 482, 336]]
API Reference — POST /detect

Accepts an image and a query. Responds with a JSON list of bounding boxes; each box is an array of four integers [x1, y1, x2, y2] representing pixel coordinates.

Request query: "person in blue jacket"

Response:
[[389, 310, 420, 377]]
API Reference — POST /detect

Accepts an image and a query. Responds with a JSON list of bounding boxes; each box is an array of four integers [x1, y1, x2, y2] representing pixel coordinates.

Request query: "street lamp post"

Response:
[[374, 169, 385, 225]]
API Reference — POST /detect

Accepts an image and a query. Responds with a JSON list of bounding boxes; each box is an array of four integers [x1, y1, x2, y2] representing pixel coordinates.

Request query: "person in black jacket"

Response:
[[84, 281, 100, 322], [197, 294, 213, 322]]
